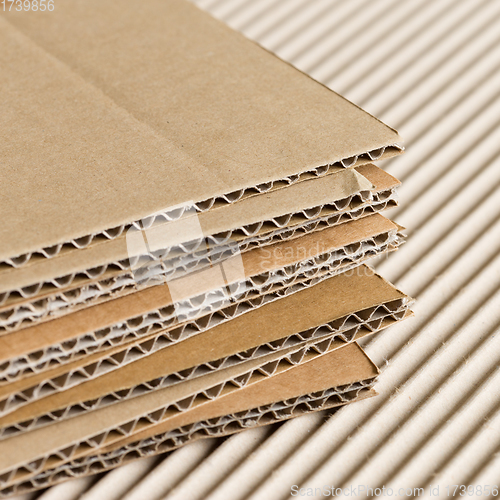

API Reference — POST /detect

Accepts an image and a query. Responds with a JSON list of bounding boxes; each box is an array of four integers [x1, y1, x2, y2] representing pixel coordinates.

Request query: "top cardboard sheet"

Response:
[[0, 0, 401, 264]]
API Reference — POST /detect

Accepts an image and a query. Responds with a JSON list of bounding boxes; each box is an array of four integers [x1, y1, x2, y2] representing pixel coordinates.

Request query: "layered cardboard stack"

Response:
[[0, 0, 413, 496]]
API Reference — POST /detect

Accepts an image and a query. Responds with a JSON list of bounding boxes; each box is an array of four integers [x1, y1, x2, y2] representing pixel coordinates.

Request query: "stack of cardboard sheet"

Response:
[[0, 0, 413, 496]]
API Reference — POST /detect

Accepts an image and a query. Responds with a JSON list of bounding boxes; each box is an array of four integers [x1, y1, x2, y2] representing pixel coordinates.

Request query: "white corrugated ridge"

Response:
[[10, 0, 500, 498]]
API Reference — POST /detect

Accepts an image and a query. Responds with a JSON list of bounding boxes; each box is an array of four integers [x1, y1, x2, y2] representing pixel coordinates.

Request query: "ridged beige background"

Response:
[[13, 0, 500, 498]]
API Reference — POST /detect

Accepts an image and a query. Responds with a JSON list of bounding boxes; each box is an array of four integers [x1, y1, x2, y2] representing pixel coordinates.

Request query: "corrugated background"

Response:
[[13, 0, 500, 498]]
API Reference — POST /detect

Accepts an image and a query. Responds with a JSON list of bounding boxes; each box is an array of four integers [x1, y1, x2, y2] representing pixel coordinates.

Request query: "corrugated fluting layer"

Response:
[[13, 0, 500, 498]]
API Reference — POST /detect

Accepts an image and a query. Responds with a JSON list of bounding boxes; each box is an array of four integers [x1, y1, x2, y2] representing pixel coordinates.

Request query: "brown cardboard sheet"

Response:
[[101, 342, 379, 453], [0, 341, 379, 491], [0, 257, 407, 386], [0, 266, 411, 428], [0, 169, 399, 336], [0, 0, 401, 266], [0, 193, 401, 348], [5, 390, 379, 496], [6, 344, 378, 495], [0, 239, 407, 389], [0, 216, 407, 380], [0, 273, 342, 399], [0, 309, 410, 440], [0, 333, 373, 486], [0, 211, 401, 340]]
